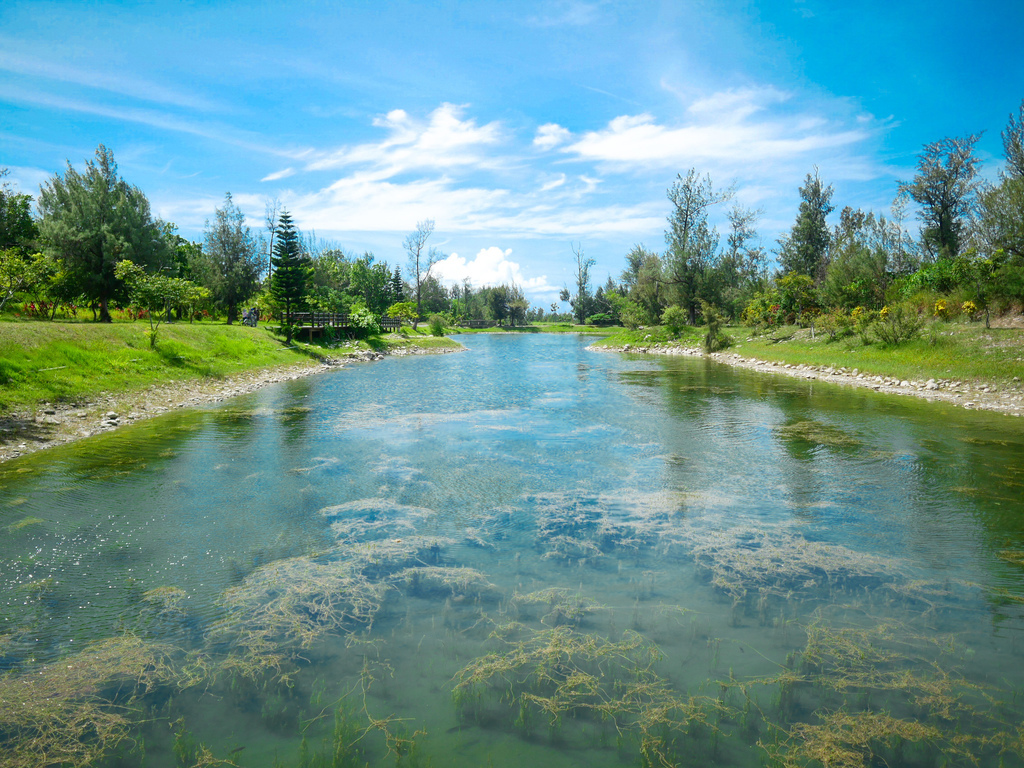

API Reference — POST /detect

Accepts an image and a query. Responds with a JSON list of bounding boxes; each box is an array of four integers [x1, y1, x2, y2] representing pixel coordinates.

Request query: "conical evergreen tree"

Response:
[[269, 210, 309, 343]]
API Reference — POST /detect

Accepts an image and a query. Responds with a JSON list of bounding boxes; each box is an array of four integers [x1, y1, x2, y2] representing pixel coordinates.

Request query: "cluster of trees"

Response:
[[0, 145, 544, 337], [565, 99, 1024, 340]]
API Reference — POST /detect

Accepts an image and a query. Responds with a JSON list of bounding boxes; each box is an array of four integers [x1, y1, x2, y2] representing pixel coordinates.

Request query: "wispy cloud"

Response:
[[0, 45, 221, 112], [557, 107, 868, 170], [261, 168, 296, 182], [0, 84, 306, 160]]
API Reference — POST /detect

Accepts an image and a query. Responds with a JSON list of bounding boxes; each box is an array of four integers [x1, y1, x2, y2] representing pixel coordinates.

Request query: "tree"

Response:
[[349, 254, 392, 316], [390, 267, 406, 304], [264, 198, 281, 278], [201, 193, 265, 323], [1003, 99, 1024, 180], [269, 210, 310, 343], [778, 169, 834, 279], [114, 260, 208, 347], [898, 134, 982, 261], [0, 169, 38, 252], [37, 145, 172, 322], [663, 169, 733, 324], [404, 219, 441, 321], [620, 244, 663, 326], [978, 105, 1024, 260], [558, 242, 595, 324]]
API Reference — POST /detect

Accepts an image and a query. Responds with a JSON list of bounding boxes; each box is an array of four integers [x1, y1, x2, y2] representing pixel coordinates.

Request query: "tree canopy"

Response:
[[37, 145, 172, 322], [201, 192, 265, 323]]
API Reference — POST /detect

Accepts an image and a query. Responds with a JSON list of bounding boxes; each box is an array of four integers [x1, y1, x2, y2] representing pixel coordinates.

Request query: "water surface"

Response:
[[2, 334, 1023, 767]]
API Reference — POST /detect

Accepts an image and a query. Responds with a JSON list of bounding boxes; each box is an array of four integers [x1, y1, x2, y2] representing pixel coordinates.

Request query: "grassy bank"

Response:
[[594, 320, 1024, 386], [0, 320, 460, 412]]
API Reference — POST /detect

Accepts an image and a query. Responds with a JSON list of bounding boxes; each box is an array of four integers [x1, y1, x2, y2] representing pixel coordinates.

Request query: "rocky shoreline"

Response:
[[592, 342, 1024, 417], [0, 344, 461, 464]]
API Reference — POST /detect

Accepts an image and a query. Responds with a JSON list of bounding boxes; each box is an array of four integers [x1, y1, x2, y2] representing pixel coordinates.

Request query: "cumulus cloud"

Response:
[[304, 102, 504, 175], [534, 123, 572, 150], [432, 247, 560, 294]]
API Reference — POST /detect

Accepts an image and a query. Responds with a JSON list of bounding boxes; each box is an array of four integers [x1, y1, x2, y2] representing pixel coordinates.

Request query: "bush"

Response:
[[428, 314, 446, 337], [868, 302, 924, 346], [586, 312, 614, 326], [348, 305, 380, 338], [699, 300, 732, 352], [816, 309, 853, 341], [661, 305, 687, 337]]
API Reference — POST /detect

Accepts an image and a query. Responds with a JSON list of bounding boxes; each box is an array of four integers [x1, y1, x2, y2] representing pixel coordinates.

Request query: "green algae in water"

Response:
[[774, 419, 862, 448], [2, 335, 1024, 767]]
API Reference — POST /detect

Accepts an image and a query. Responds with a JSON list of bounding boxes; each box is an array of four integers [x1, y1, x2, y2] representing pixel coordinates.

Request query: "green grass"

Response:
[[590, 324, 704, 347], [0, 319, 460, 412], [597, 320, 1024, 386]]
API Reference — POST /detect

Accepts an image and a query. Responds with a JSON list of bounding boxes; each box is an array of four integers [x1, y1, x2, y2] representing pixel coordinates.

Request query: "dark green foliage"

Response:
[[560, 243, 595, 324], [979, 177, 1024, 260], [664, 169, 732, 324], [778, 169, 834, 279], [36, 145, 173, 322], [699, 300, 732, 352], [0, 169, 38, 252], [1003, 98, 1024, 180], [201, 193, 265, 323], [899, 134, 982, 261], [269, 210, 311, 343], [390, 267, 405, 303]]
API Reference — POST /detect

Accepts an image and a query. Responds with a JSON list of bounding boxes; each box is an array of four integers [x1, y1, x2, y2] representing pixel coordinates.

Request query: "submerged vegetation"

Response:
[[4, 479, 1023, 767]]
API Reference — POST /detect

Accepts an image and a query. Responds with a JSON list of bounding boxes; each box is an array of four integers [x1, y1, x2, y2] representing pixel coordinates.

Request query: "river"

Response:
[[2, 333, 1023, 767]]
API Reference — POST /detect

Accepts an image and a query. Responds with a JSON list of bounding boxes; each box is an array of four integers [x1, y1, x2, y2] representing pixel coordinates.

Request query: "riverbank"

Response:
[[591, 340, 1024, 417], [0, 323, 463, 463]]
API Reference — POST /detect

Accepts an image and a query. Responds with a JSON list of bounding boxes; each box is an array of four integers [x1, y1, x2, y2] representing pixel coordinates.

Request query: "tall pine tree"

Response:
[[778, 169, 834, 280], [269, 210, 309, 343]]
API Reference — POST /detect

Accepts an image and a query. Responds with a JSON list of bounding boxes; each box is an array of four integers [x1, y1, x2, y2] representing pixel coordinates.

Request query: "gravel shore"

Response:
[[0, 345, 460, 464], [592, 342, 1024, 417]]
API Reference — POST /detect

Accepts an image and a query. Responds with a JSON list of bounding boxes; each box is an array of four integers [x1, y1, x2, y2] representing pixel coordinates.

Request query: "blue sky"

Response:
[[2, 0, 1022, 308]]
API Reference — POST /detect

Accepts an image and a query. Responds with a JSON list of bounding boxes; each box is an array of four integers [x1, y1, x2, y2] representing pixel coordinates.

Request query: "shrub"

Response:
[[586, 312, 614, 326], [868, 302, 924, 346], [699, 300, 732, 352], [817, 308, 853, 341], [934, 298, 956, 321], [851, 306, 880, 344], [661, 305, 687, 337], [348, 305, 381, 338], [428, 314, 446, 337]]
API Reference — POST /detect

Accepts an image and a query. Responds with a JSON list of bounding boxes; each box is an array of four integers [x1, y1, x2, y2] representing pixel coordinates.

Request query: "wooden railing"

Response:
[[283, 312, 404, 339]]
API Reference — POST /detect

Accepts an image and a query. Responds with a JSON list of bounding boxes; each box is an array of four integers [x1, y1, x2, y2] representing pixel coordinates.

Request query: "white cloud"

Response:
[[564, 110, 867, 168], [432, 247, 559, 294], [533, 123, 572, 150], [261, 167, 296, 182], [305, 103, 504, 175], [540, 173, 567, 191]]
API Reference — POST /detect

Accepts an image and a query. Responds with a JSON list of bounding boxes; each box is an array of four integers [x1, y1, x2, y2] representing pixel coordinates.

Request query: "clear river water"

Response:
[[2, 333, 1024, 768]]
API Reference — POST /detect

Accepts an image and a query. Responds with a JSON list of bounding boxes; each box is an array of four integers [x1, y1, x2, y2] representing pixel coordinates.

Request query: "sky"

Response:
[[2, 0, 1023, 309]]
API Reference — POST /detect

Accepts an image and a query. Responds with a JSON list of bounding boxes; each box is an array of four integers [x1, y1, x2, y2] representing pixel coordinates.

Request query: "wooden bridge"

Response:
[[289, 312, 403, 342]]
